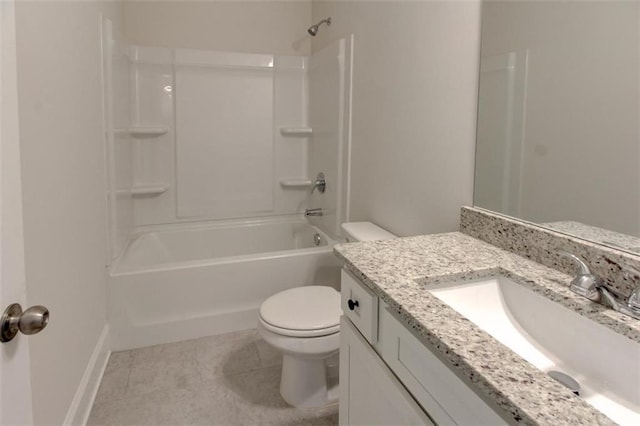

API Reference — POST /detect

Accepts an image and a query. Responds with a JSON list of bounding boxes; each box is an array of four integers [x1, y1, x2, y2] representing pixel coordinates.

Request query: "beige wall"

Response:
[[124, 0, 312, 55], [311, 1, 481, 236], [15, 1, 124, 423]]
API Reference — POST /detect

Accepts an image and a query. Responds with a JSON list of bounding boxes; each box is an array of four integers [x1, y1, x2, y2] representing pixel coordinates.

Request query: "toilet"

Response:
[[257, 221, 396, 407]]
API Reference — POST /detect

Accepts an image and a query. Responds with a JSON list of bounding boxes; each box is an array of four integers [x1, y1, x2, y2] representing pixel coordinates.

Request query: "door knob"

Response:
[[0, 303, 49, 343]]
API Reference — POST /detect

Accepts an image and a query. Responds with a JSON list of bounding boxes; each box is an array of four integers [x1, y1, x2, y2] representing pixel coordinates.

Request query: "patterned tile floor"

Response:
[[87, 329, 338, 425]]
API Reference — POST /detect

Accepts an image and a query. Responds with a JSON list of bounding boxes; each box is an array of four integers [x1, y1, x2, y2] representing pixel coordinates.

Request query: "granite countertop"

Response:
[[334, 232, 640, 425]]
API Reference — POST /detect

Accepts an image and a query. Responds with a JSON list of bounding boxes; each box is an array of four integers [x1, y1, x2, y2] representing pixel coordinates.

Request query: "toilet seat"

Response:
[[259, 316, 340, 337], [259, 286, 341, 338]]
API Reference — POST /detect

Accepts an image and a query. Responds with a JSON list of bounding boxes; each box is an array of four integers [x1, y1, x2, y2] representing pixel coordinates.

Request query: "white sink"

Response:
[[427, 276, 640, 425]]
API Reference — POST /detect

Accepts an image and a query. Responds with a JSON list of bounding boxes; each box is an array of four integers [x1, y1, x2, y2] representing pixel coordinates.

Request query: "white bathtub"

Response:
[[108, 217, 342, 350]]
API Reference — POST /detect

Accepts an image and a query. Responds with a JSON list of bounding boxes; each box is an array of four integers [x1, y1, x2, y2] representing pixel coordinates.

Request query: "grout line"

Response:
[[122, 358, 133, 400]]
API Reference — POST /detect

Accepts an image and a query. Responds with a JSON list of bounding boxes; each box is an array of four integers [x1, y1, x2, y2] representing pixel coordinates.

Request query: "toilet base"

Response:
[[257, 317, 340, 408], [280, 353, 339, 408]]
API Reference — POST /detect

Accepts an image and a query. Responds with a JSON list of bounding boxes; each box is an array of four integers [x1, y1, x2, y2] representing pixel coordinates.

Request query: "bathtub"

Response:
[[108, 217, 342, 350]]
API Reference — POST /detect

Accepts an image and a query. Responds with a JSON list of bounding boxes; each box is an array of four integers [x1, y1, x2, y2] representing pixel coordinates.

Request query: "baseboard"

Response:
[[109, 308, 259, 351], [63, 324, 110, 426]]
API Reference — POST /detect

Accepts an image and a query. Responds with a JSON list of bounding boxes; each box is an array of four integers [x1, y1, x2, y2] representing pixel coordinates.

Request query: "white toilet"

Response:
[[257, 221, 396, 408]]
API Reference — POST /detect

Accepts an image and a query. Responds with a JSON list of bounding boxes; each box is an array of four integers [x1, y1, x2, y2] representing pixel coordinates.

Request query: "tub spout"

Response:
[[305, 208, 323, 217]]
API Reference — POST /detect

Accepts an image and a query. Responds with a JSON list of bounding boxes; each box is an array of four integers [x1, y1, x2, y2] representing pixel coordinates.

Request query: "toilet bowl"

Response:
[[258, 285, 341, 407], [257, 221, 396, 408]]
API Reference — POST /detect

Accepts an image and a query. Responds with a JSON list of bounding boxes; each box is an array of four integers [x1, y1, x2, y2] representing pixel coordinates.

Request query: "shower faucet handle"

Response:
[[311, 173, 326, 194]]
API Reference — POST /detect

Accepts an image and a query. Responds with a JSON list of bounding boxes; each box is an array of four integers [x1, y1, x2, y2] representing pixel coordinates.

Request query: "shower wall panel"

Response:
[[130, 47, 175, 226], [102, 18, 134, 261], [273, 55, 311, 215], [175, 51, 275, 218], [127, 46, 309, 227], [307, 37, 353, 237]]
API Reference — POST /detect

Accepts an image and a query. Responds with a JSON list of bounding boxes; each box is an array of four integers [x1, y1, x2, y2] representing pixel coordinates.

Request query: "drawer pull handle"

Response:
[[347, 299, 359, 311]]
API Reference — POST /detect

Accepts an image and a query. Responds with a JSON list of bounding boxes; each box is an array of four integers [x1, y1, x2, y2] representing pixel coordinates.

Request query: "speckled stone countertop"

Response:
[[334, 232, 640, 425]]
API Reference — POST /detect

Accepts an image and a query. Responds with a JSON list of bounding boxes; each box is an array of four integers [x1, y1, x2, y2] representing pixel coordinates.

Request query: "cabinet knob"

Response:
[[347, 299, 359, 311]]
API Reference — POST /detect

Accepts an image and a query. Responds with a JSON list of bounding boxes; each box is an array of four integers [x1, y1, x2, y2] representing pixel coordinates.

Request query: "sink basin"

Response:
[[427, 276, 640, 425]]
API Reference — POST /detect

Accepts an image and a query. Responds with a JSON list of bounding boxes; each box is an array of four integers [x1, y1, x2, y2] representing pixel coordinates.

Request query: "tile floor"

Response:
[[88, 329, 338, 425]]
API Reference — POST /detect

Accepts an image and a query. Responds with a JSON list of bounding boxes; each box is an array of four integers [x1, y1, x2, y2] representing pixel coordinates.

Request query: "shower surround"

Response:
[[102, 20, 353, 349]]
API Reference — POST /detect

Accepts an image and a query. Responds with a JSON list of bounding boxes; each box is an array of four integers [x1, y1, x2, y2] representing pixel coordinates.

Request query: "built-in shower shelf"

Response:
[[131, 184, 170, 196], [280, 127, 312, 137], [279, 179, 313, 188], [129, 126, 169, 137]]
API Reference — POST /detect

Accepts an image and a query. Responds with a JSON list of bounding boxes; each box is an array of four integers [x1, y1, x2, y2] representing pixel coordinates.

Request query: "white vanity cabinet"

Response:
[[339, 317, 434, 425], [339, 270, 507, 426]]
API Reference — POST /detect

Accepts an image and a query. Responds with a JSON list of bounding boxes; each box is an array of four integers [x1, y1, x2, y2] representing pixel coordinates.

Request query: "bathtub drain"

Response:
[[313, 233, 322, 246]]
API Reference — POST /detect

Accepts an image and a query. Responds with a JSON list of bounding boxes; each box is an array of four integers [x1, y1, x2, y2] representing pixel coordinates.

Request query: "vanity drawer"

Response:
[[377, 303, 506, 426], [341, 269, 379, 344]]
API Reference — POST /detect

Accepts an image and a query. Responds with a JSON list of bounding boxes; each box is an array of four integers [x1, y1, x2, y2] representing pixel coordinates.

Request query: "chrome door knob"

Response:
[[0, 303, 49, 343]]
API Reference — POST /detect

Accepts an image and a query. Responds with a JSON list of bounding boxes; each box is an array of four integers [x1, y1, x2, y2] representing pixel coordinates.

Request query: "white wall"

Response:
[[311, 1, 481, 237], [124, 0, 312, 56], [480, 1, 640, 236], [14, 1, 124, 423]]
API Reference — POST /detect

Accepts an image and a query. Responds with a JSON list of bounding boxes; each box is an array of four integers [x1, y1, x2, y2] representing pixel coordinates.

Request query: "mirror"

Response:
[[474, 0, 640, 253]]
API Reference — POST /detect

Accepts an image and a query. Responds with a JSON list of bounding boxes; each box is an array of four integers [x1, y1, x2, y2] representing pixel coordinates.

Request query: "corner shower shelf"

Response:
[[280, 127, 312, 137], [131, 184, 170, 196], [129, 126, 169, 137], [279, 179, 313, 189]]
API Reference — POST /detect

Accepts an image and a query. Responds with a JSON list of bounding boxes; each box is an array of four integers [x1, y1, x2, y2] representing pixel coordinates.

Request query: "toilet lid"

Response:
[[260, 286, 341, 335]]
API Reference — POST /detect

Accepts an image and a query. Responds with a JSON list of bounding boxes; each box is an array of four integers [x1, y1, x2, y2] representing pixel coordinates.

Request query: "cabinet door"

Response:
[[339, 317, 434, 426], [377, 304, 506, 426]]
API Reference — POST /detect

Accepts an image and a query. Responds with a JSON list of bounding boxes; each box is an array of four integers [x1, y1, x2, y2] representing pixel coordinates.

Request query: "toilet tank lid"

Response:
[[341, 222, 396, 242]]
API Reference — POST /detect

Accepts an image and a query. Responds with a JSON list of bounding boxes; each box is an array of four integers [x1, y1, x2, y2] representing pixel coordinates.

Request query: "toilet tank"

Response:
[[341, 222, 397, 242]]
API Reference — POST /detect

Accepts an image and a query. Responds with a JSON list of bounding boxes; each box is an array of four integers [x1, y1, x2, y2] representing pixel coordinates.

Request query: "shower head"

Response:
[[308, 17, 331, 37]]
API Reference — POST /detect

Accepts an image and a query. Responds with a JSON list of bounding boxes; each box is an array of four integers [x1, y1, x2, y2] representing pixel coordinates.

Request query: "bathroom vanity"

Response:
[[335, 210, 640, 425], [339, 270, 505, 425]]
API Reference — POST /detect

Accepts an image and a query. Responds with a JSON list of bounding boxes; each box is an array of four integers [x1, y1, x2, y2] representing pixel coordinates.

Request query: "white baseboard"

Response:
[[63, 325, 110, 426], [109, 308, 258, 351]]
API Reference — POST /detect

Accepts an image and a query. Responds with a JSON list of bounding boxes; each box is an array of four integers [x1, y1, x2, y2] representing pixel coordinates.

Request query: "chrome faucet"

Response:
[[558, 251, 640, 320], [311, 172, 326, 194], [557, 251, 603, 300], [305, 208, 323, 217]]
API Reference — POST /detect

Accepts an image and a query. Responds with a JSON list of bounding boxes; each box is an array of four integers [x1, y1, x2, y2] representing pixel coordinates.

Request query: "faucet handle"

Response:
[[557, 251, 603, 301], [311, 172, 326, 194], [557, 251, 593, 276], [619, 264, 640, 309], [628, 291, 640, 311]]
